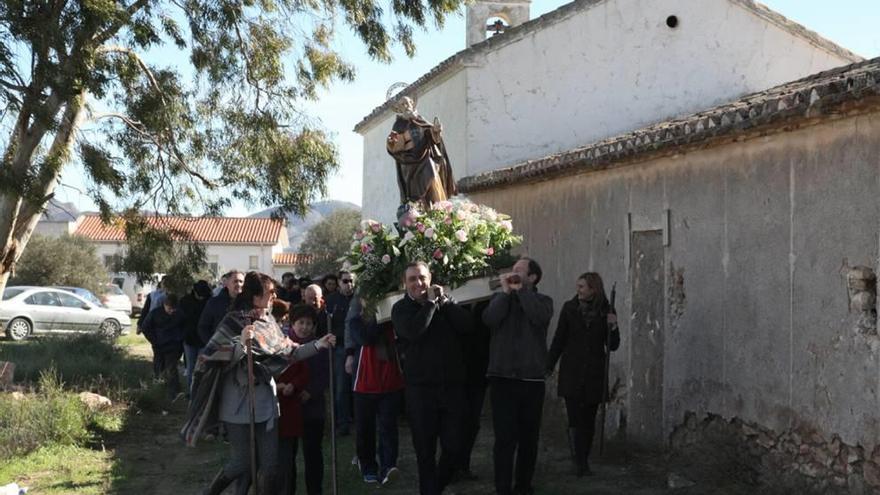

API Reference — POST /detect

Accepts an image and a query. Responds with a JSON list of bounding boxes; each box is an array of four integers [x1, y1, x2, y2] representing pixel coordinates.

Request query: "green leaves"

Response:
[[0, 0, 468, 288], [300, 208, 361, 276], [10, 234, 108, 294]]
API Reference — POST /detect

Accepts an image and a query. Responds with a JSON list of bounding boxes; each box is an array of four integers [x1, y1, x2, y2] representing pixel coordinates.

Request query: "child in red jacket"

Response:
[[276, 303, 312, 494]]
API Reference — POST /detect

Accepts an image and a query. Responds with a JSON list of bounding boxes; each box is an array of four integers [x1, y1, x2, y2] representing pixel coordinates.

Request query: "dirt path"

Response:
[[108, 338, 764, 494]]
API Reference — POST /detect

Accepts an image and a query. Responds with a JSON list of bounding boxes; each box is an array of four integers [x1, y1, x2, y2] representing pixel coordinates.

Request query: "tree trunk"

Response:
[[0, 92, 87, 295]]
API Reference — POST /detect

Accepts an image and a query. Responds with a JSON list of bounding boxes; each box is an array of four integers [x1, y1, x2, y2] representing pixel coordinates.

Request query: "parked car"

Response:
[[110, 273, 161, 316], [53, 286, 104, 307], [0, 286, 132, 340], [98, 284, 133, 315]]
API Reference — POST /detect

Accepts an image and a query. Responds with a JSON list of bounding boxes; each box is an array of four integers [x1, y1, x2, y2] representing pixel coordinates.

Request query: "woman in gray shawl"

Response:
[[187, 271, 335, 495]]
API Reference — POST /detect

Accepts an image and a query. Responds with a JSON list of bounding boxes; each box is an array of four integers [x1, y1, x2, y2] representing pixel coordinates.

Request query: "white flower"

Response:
[[399, 231, 415, 246], [424, 228, 435, 239], [455, 229, 468, 242], [501, 220, 513, 232], [381, 254, 391, 264]]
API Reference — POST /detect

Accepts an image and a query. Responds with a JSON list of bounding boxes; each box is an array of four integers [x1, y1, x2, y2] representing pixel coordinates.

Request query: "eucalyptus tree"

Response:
[[0, 0, 461, 290]]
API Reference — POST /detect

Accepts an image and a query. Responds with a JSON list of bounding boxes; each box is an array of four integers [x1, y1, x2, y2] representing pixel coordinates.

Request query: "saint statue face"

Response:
[[392, 96, 417, 117]]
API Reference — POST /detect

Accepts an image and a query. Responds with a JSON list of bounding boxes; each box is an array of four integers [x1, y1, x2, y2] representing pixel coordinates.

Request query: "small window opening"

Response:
[[486, 16, 509, 38], [666, 15, 679, 28]]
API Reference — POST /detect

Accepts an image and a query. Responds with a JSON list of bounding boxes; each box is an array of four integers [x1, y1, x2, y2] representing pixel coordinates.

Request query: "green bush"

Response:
[[0, 369, 92, 458]]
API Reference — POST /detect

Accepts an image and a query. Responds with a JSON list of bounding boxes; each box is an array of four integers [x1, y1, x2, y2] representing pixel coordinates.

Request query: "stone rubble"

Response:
[[671, 411, 879, 494]]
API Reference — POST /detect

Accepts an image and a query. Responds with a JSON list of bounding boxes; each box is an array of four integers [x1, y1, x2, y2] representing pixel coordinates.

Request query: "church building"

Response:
[[357, 0, 880, 490]]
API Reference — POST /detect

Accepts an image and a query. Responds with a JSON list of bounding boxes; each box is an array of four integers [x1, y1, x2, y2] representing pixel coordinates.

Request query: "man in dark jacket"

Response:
[[325, 271, 355, 436], [179, 280, 212, 394], [141, 293, 186, 399], [483, 257, 554, 495], [197, 270, 244, 345], [392, 261, 473, 495]]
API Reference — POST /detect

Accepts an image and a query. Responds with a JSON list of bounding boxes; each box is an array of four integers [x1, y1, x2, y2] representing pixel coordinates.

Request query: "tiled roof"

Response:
[[74, 214, 284, 245], [458, 57, 880, 193], [353, 0, 861, 133], [272, 252, 314, 266]]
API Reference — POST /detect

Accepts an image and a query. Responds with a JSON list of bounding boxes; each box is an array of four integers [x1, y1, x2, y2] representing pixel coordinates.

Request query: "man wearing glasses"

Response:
[[326, 271, 356, 436]]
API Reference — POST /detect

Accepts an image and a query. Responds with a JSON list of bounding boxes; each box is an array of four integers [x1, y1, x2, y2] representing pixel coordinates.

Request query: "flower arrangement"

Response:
[[344, 199, 522, 304]]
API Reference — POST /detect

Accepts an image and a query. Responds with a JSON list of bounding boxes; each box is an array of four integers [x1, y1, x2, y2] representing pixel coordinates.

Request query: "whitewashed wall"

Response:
[[94, 242, 280, 279], [465, 0, 854, 174], [358, 0, 857, 214]]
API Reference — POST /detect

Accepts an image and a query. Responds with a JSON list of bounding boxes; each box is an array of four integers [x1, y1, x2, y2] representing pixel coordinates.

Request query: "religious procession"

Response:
[[173, 89, 622, 495]]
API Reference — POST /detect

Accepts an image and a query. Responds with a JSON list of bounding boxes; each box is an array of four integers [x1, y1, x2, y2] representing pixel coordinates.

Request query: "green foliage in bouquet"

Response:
[[343, 199, 522, 304]]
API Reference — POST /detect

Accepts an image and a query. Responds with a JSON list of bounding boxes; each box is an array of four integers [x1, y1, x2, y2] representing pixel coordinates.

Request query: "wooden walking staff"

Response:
[[598, 282, 616, 456], [327, 311, 338, 495], [245, 334, 258, 491]]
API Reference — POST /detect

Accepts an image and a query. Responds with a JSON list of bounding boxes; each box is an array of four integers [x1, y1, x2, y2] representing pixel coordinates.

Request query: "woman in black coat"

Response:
[[546, 272, 620, 477]]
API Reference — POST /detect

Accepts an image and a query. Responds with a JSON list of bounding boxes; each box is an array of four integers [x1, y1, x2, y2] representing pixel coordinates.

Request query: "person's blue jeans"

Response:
[[333, 346, 352, 431], [183, 343, 201, 394], [354, 390, 402, 478]]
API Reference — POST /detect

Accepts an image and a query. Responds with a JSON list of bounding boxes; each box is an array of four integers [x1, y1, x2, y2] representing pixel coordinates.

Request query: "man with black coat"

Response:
[[141, 293, 186, 400], [483, 257, 554, 495], [392, 261, 473, 495], [326, 271, 356, 436], [197, 270, 244, 345], [180, 280, 213, 394]]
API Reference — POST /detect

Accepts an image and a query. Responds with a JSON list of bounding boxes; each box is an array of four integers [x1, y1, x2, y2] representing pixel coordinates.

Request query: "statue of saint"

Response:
[[386, 97, 457, 210]]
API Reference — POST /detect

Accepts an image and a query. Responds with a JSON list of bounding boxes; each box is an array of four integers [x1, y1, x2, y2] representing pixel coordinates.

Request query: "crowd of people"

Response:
[[136, 257, 620, 495]]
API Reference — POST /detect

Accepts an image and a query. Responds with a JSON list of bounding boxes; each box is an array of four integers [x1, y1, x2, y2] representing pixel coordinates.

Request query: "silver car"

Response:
[[0, 286, 132, 340]]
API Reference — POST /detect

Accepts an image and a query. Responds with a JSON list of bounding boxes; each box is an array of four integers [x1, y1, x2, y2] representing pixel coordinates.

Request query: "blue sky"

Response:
[[54, 0, 880, 216]]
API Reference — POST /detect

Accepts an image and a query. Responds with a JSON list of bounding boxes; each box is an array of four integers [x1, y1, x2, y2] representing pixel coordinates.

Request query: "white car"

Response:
[[0, 286, 132, 340], [98, 284, 133, 315], [109, 273, 161, 316]]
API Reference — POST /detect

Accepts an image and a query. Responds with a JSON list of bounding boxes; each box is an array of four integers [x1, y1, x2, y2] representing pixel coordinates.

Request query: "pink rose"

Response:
[[455, 230, 468, 242], [354, 231, 365, 240], [444, 216, 452, 225], [360, 243, 373, 254], [424, 228, 435, 239], [417, 222, 426, 233], [486, 247, 495, 256], [370, 222, 382, 233], [432, 248, 444, 260], [381, 254, 391, 264], [500, 220, 513, 232]]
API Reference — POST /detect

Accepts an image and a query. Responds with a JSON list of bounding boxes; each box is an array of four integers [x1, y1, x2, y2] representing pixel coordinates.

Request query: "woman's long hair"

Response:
[[232, 271, 275, 311], [579, 272, 609, 311]]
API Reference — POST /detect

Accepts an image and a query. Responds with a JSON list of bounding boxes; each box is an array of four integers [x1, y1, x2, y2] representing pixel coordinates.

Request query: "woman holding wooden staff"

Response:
[[546, 272, 620, 478], [185, 271, 335, 495]]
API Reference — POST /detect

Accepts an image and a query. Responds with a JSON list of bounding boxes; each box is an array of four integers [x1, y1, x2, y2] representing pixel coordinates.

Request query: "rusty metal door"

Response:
[[629, 230, 665, 447]]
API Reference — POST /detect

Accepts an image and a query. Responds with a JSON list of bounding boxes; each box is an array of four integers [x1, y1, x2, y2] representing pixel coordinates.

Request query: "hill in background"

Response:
[[250, 200, 361, 250]]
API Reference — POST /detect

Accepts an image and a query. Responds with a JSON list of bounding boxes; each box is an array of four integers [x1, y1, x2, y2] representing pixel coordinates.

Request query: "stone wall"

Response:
[[671, 411, 878, 494]]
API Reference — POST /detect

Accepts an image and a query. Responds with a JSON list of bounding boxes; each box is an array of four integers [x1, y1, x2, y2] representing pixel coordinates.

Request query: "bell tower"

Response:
[[466, 0, 531, 48]]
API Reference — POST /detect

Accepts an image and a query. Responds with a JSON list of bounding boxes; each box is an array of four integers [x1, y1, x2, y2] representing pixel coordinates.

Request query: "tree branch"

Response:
[[92, 0, 151, 46], [95, 47, 215, 189]]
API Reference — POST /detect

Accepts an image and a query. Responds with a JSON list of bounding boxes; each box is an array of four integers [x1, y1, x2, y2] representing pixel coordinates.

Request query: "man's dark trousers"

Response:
[[490, 377, 545, 495], [406, 384, 466, 495]]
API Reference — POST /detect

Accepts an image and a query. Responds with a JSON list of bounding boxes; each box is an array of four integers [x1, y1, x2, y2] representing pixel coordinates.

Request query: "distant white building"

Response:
[[72, 214, 292, 277], [355, 0, 860, 224]]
